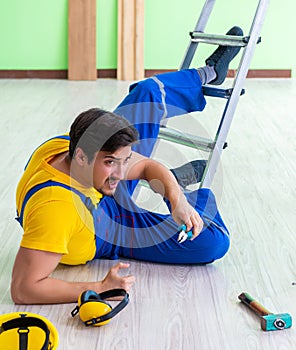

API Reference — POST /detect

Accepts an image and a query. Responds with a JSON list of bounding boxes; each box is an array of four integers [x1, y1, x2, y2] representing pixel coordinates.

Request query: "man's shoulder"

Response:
[[27, 134, 70, 165]]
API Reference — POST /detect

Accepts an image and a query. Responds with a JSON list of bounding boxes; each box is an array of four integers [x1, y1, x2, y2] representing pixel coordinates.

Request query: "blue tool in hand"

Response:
[[177, 224, 193, 243]]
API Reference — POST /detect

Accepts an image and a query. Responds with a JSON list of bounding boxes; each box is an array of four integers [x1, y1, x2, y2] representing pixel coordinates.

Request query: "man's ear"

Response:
[[74, 148, 88, 165]]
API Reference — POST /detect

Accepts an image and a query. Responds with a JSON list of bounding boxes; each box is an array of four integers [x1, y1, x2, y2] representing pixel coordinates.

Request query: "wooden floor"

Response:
[[0, 77, 295, 349]]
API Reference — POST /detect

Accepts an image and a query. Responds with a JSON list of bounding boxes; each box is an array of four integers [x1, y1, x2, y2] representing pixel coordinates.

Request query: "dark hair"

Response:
[[69, 108, 138, 162]]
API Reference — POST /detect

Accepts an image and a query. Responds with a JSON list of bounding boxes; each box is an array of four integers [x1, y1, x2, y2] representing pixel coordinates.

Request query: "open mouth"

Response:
[[107, 179, 119, 189]]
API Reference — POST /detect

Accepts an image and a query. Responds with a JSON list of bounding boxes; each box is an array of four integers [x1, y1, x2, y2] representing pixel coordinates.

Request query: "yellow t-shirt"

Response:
[[16, 135, 103, 265]]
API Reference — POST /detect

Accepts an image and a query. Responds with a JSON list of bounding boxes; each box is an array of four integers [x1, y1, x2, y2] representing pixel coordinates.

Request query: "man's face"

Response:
[[92, 145, 132, 196]]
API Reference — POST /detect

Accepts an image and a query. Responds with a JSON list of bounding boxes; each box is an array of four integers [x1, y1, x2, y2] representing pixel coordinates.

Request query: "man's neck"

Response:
[[49, 152, 71, 176], [49, 151, 93, 188]]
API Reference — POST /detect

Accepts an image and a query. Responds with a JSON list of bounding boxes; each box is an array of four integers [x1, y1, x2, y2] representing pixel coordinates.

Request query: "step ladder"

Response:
[[158, 0, 270, 189]]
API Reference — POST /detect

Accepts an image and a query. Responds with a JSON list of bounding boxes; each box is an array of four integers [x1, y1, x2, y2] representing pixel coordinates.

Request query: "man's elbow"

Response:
[[10, 279, 32, 304]]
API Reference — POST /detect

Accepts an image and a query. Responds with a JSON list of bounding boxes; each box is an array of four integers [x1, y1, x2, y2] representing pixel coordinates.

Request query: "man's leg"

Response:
[[114, 68, 206, 158], [93, 182, 229, 264], [113, 26, 243, 158], [114, 68, 207, 193], [113, 26, 243, 189]]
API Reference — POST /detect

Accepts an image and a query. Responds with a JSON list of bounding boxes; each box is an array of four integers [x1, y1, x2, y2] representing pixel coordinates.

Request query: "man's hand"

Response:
[[126, 152, 204, 239], [101, 262, 135, 297], [171, 192, 204, 240]]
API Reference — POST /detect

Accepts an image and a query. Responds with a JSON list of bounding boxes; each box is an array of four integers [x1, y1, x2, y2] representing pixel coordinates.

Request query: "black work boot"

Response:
[[206, 26, 244, 85], [170, 160, 207, 189]]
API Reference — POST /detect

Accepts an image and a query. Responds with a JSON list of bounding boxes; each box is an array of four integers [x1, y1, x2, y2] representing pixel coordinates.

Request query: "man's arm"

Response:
[[126, 152, 203, 238], [11, 247, 135, 304]]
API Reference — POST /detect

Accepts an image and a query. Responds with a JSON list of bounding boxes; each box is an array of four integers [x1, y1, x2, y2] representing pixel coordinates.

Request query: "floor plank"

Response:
[[0, 77, 295, 349]]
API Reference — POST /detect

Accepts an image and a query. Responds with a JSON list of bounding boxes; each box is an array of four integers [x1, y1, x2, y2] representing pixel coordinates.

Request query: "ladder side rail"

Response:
[[180, 0, 216, 70], [201, 0, 271, 188]]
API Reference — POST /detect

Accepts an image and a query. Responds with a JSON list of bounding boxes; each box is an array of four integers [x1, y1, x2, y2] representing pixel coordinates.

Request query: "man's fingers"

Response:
[[112, 262, 130, 273], [191, 218, 204, 239], [117, 262, 130, 270], [120, 273, 136, 293]]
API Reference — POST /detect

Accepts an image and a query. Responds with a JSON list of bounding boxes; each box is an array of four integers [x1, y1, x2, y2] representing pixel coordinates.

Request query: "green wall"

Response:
[[0, 0, 295, 75], [0, 0, 68, 69]]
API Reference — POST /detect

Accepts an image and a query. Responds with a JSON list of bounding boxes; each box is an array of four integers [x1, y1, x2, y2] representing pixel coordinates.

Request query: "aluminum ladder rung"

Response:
[[202, 86, 245, 99], [159, 127, 215, 152], [190, 32, 262, 46], [190, 32, 248, 46]]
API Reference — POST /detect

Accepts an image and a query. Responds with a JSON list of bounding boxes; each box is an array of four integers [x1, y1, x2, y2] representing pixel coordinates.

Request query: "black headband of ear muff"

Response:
[[0, 317, 50, 350], [71, 288, 129, 327]]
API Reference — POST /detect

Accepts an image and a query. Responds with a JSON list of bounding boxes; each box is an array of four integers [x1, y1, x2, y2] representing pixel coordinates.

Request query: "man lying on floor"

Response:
[[11, 26, 243, 304]]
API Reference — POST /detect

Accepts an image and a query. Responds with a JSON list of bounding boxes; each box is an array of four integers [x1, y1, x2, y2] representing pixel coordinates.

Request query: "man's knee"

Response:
[[196, 230, 230, 264], [210, 234, 230, 261], [129, 78, 159, 99]]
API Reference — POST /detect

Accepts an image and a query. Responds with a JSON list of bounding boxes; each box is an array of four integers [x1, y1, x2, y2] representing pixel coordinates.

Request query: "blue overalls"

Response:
[[17, 69, 230, 264], [94, 69, 230, 264]]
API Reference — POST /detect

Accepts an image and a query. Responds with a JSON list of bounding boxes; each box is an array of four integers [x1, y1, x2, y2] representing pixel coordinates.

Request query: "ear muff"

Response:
[[71, 289, 129, 327], [0, 312, 59, 350], [78, 290, 112, 327]]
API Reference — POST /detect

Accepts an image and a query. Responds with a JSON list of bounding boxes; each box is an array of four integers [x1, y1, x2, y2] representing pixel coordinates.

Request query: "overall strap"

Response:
[[24, 135, 70, 171], [16, 180, 96, 227]]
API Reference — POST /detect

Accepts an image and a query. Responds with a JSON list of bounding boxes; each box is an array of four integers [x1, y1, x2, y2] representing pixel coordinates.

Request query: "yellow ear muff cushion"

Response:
[[79, 301, 112, 326]]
